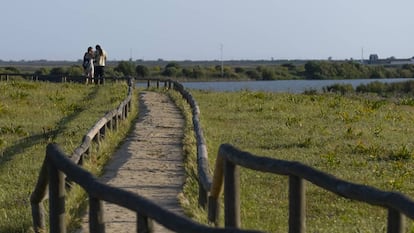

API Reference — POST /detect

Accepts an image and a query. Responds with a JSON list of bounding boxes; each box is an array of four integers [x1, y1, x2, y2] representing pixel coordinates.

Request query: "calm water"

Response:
[[181, 78, 414, 93], [137, 78, 414, 93]]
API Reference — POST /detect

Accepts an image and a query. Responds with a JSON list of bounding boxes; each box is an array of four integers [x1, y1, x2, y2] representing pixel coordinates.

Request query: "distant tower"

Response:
[[361, 47, 364, 64]]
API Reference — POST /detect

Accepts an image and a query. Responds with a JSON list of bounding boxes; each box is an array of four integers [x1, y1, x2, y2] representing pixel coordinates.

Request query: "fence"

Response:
[[207, 144, 414, 233], [146, 79, 414, 233], [30, 77, 134, 232], [0, 73, 133, 84], [27, 76, 414, 232], [139, 78, 212, 207], [29, 77, 261, 233]]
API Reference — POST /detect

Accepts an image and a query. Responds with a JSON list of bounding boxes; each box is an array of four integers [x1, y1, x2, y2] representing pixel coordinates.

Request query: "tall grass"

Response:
[[0, 81, 135, 232], [186, 90, 414, 232]]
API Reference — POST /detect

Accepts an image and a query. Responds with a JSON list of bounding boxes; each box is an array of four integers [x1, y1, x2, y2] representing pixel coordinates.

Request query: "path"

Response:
[[77, 91, 186, 233]]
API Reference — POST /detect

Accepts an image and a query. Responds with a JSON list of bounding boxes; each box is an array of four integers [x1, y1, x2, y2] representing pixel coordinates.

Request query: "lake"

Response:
[[137, 78, 414, 93], [181, 78, 414, 93]]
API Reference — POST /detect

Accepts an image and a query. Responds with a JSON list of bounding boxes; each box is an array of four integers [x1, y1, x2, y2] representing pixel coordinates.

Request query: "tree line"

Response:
[[2, 60, 414, 80]]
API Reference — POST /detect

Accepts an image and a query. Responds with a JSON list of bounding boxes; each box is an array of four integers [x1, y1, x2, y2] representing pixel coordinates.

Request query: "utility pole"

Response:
[[220, 43, 224, 78], [361, 47, 364, 64]]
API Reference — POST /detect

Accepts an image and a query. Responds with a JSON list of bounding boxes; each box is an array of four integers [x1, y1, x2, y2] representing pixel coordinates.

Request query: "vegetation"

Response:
[[0, 80, 137, 232], [180, 90, 414, 232], [324, 80, 414, 99], [3, 60, 414, 81]]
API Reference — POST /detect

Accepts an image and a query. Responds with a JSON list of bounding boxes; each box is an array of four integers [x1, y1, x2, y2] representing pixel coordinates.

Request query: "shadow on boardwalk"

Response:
[[77, 91, 185, 233]]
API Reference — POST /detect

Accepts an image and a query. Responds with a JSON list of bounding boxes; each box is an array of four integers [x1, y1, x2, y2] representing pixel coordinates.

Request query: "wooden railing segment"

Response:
[[208, 143, 414, 233]]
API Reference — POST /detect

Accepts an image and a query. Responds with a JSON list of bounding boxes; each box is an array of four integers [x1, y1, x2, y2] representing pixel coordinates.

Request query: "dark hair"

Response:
[[95, 45, 102, 55], [87, 46, 93, 52]]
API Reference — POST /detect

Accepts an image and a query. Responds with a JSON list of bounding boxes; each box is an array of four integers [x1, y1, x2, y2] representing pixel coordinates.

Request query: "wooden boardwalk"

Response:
[[76, 91, 185, 233]]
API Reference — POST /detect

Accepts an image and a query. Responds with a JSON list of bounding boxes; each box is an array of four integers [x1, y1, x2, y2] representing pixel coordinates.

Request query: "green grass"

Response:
[[0, 80, 136, 233], [183, 90, 414, 233]]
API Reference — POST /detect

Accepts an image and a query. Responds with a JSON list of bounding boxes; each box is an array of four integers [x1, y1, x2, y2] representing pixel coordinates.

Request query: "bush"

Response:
[[135, 65, 149, 78], [323, 83, 354, 94], [246, 70, 261, 80], [115, 61, 136, 76], [67, 65, 84, 76]]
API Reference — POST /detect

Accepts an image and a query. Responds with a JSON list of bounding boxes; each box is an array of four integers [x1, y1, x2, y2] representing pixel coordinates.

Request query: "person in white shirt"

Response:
[[94, 44, 107, 84]]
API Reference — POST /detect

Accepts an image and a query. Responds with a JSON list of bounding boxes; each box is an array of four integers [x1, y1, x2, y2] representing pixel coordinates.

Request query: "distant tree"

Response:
[[162, 62, 181, 77], [135, 65, 149, 78], [182, 68, 192, 77], [67, 65, 83, 76], [115, 61, 136, 76], [50, 67, 67, 75], [165, 62, 180, 69], [190, 67, 204, 79], [281, 63, 296, 70], [234, 67, 245, 73], [4, 66, 20, 74], [245, 70, 261, 80], [162, 67, 178, 77], [34, 67, 50, 76], [260, 67, 276, 80]]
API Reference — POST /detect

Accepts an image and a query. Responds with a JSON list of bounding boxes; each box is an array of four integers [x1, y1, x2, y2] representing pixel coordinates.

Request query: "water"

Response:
[[137, 78, 414, 93]]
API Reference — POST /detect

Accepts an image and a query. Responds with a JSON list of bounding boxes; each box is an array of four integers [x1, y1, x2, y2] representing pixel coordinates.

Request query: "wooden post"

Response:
[[387, 208, 404, 233], [114, 114, 119, 130], [208, 195, 220, 226], [89, 195, 105, 233], [48, 157, 66, 233], [137, 213, 154, 233], [147, 79, 150, 88], [124, 104, 128, 119], [289, 175, 306, 233], [224, 159, 240, 228], [198, 185, 207, 209], [156, 80, 160, 88]]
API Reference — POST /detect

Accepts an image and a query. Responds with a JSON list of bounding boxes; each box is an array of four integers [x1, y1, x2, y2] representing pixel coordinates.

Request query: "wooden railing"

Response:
[[29, 77, 261, 233], [33, 143, 262, 233], [145, 78, 213, 208], [28, 76, 414, 232], [208, 143, 414, 233], [0, 73, 132, 84], [30, 77, 134, 232]]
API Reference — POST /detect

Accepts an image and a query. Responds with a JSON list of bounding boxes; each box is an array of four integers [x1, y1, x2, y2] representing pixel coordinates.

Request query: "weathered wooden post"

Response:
[[387, 208, 404, 233], [30, 161, 48, 233], [147, 79, 150, 88], [198, 185, 207, 208], [137, 213, 154, 233], [156, 80, 160, 88], [289, 175, 306, 233], [224, 159, 240, 228], [89, 195, 105, 233], [48, 154, 66, 233]]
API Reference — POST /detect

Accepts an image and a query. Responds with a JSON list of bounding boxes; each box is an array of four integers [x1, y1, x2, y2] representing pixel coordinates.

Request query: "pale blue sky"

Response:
[[1, 0, 414, 61]]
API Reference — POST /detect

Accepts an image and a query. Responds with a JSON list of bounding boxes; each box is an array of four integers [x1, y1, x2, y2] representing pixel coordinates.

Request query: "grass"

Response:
[[182, 90, 414, 233], [0, 80, 137, 233]]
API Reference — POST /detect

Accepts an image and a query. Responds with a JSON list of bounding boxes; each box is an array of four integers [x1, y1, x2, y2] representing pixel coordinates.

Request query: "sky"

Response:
[[1, 0, 414, 61]]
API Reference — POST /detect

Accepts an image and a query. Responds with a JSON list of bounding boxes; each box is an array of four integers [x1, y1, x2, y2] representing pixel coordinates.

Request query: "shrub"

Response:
[[135, 65, 149, 78], [323, 83, 354, 94]]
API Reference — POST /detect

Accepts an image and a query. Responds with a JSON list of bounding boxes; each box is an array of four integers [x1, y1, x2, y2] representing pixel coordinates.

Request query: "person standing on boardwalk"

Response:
[[94, 44, 107, 84], [83, 46, 94, 83]]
